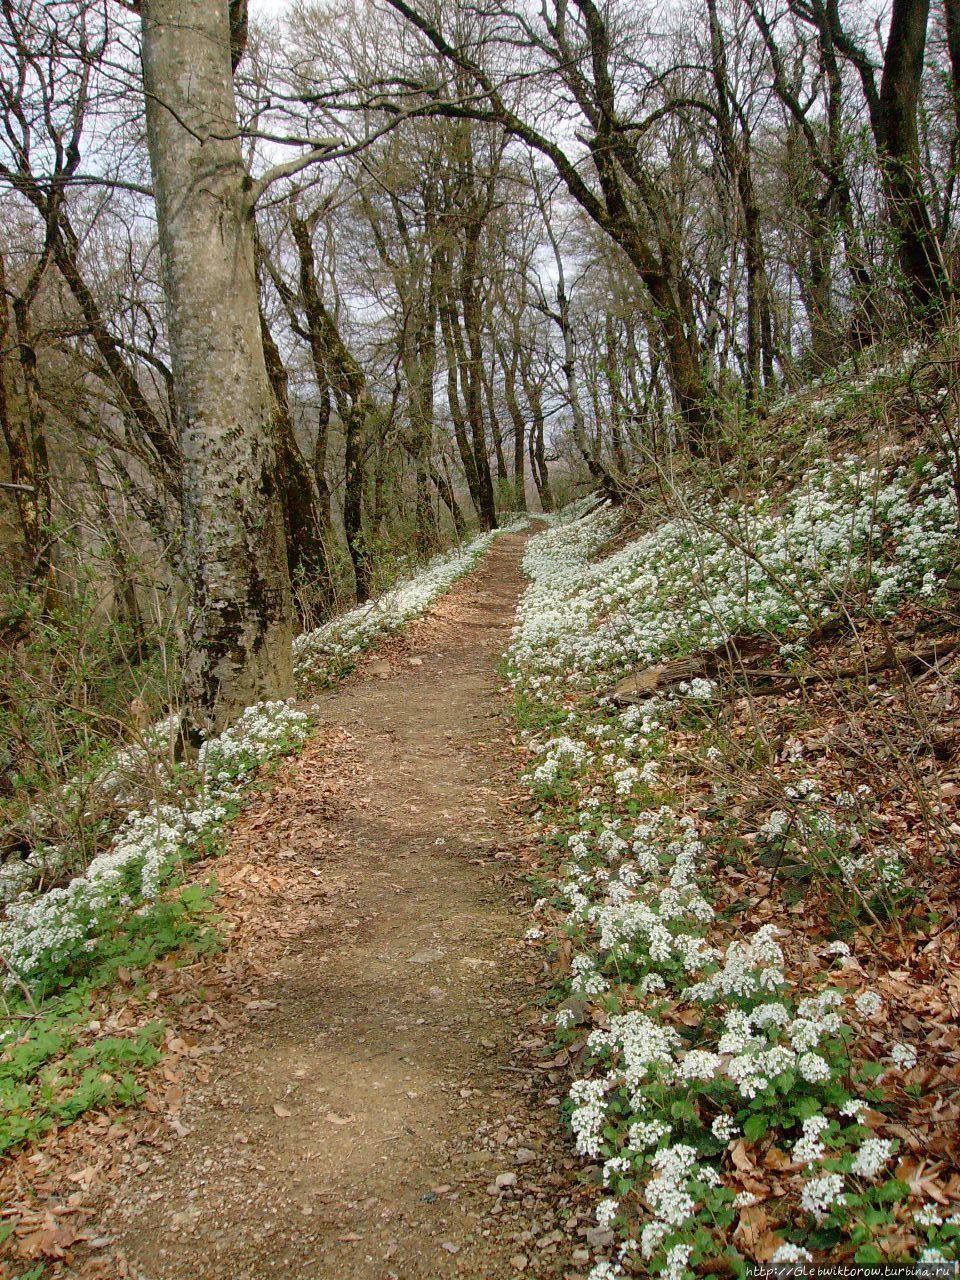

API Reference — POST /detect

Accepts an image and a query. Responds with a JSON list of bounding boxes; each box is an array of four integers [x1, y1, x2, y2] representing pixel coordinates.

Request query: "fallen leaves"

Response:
[[0, 729, 363, 1277], [0, 551, 554, 1280], [322, 1110, 355, 1126], [733, 1203, 782, 1261]]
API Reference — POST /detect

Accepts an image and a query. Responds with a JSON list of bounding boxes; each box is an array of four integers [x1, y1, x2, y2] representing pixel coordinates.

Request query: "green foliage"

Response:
[[0, 877, 220, 1156], [0, 558, 175, 896], [0, 1005, 163, 1156]]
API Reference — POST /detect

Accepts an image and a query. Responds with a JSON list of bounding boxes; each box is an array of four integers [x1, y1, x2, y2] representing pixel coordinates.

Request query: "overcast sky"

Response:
[[250, 0, 292, 18]]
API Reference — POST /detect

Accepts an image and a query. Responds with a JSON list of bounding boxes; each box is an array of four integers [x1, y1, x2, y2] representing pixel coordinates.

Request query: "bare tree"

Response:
[[774, 0, 948, 314]]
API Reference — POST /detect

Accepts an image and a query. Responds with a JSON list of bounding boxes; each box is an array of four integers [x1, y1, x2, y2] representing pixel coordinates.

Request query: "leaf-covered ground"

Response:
[[3, 399, 959, 1279], [0, 535, 597, 1280]]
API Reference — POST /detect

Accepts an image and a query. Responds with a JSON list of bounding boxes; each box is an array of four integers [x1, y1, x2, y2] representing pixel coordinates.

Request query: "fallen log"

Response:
[[608, 634, 960, 706]]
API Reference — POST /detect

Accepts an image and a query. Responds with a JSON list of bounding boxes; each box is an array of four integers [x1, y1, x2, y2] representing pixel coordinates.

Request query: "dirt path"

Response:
[[89, 535, 591, 1280]]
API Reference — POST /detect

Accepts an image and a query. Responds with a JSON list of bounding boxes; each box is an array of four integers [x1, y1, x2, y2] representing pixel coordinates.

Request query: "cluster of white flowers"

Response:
[[850, 1137, 894, 1180], [799, 1171, 847, 1220], [596, 1198, 619, 1229], [525, 735, 591, 788], [890, 1041, 918, 1071], [535, 775, 872, 1265], [505, 455, 953, 1271], [854, 990, 883, 1018], [916, 1204, 945, 1227], [294, 529, 508, 683], [711, 1113, 738, 1143], [0, 700, 313, 990], [586, 1263, 623, 1280], [602, 1156, 633, 1187], [755, 788, 906, 897], [836, 843, 904, 889], [571, 953, 608, 996], [84, 713, 181, 805], [769, 343, 921, 420], [570, 1077, 609, 1158], [646, 1143, 699, 1228], [792, 1114, 830, 1165], [0, 713, 183, 906], [772, 1243, 814, 1264], [508, 457, 953, 707], [679, 677, 716, 700]]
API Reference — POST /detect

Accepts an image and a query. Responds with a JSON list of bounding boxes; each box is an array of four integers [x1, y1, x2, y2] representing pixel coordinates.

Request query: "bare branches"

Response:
[[245, 136, 341, 203]]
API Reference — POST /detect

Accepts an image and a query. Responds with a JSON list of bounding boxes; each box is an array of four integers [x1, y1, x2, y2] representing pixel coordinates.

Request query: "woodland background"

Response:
[[1, 0, 958, 875]]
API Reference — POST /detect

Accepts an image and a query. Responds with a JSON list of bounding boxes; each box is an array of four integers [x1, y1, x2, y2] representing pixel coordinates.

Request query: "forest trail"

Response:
[[93, 534, 581, 1280]]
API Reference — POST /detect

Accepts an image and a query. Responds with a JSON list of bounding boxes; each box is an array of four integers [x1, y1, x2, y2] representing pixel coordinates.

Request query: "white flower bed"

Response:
[[511, 458, 954, 701], [293, 528, 507, 682], [768, 344, 921, 419], [506, 457, 958, 1274], [0, 700, 313, 995], [0, 715, 183, 908]]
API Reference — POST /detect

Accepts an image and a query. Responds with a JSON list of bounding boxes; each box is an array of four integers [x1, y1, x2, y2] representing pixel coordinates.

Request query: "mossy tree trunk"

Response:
[[140, 0, 294, 736]]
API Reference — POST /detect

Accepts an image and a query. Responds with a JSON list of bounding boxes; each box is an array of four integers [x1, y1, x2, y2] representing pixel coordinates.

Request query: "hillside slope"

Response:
[[506, 344, 960, 1274]]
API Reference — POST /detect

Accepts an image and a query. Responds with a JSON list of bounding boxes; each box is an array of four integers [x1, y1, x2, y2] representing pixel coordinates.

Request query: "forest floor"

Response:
[[1, 534, 595, 1280]]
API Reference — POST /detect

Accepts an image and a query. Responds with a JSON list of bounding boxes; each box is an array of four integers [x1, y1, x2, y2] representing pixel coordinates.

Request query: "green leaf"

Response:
[[854, 1244, 884, 1264], [743, 1113, 769, 1142], [863, 1207, 891, 1227], [876, 1178, 910, 1204], [792, 1095, 824, 1120], [670, 1098, 699, 1125]]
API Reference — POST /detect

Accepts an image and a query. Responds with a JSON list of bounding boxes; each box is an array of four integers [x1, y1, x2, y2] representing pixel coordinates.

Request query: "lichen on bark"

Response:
[[140, 0, 294, 736]]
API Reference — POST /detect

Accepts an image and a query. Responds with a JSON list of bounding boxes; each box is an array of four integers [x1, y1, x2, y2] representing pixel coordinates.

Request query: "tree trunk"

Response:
[[947, 0, 960, 128], [604, 315, 627, 471], [483, 326, 508, 485], [140, 0, 294, 735], [800, 211, 839, 368], [400, 312, 439, 559], [499, 339, 527, 510], [287, 210, 371, 602], [706, 0, 774, 401], [342, 398, 370, 602], [286, 207, 338, 532], [258, 306, 332, 615], [460, 228, 497, 530], [0, 250, 52, 584], [877, 0, 945, 312], [484, 362, 509, 485], [519, 356, 554, 513], [439, 280, 483, 516]]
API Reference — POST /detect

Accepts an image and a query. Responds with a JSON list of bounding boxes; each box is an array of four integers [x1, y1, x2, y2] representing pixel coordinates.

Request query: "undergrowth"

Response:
[[508, 354, 960, 1275], [0, 527, 507, 1165]]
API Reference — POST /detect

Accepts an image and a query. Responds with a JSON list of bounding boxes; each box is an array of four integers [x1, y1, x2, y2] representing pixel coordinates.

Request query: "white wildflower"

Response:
[[596, 1197, 619, 1229], [850, 1138, 893, 1180], [772, 1243, 813, 1262], [711, 1113, 738, 1143], [792, 1114, 830, 1165], [854, 991, 882, 1018], [890, 1042, 917, 1071], [800, 1172, 846, 1220]]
